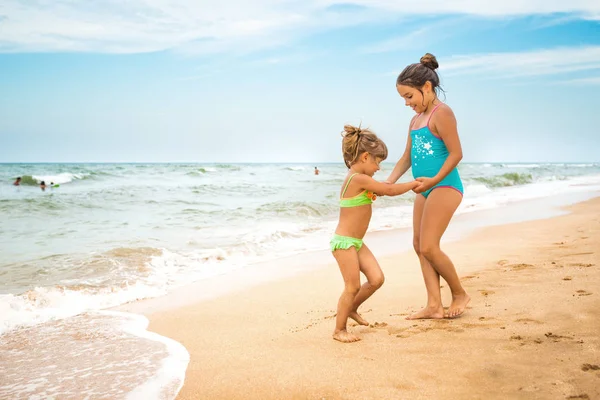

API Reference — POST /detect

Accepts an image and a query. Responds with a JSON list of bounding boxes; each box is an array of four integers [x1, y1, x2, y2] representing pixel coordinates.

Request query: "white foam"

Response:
[[102, 311, 190, 400], [0, 248, 262, 335], [0, 311, 189, 400], [458, 174, 600, 214], [0, 283, 165, 335], [31, 172, 88, 184], [463, 183, 493, 196]]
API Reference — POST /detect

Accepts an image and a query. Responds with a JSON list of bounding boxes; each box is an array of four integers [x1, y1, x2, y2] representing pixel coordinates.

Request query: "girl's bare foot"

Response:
[[446, 293, 470, 318], [406, 305, 444, 320], [332, 330, 361, 343], [349, 311, 369, 326]]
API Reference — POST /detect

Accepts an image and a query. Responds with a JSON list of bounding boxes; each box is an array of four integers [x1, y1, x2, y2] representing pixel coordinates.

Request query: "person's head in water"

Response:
[[13, 177, 21, 186], [40, 181, 46, 191], [396, 53, 443, 114], [340, 125, 388, 177], [314, 166, 320, 175]]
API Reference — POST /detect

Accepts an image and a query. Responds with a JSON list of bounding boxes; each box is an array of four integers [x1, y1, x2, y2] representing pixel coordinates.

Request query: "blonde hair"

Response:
[[341, 125, 388, 168]]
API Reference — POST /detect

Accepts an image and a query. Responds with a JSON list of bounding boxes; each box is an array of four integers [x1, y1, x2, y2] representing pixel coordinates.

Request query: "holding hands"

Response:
[[412, 177, 437, 194], [381, 179, 425, 194]]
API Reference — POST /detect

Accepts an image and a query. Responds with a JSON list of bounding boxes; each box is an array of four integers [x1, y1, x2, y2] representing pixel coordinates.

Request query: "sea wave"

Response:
[[18, 172, 91, 186], [472, 172, 534, 188]]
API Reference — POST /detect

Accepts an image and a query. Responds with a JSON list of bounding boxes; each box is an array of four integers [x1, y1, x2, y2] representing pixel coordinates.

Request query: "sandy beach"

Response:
[[147, 197, 600, 400]]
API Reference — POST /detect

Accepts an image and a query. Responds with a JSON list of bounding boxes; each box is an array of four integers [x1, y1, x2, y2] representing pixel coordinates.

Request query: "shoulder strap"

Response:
[[426, 103, 443, 127], [341, 173, 359, 198]]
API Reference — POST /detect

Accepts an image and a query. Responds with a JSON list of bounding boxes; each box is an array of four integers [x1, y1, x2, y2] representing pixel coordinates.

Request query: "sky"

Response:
[[1, 1, 599, 163]]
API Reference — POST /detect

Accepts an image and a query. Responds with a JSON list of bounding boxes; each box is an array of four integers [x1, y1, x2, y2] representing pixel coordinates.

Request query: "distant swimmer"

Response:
[[314, 166, 320, 175], [50, 181, 59, 188], [40, 181, 46, 191], [13, 177, 21, 186]]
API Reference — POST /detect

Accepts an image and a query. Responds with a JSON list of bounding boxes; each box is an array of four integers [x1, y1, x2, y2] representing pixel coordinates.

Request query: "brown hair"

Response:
[[341, 125, 388, 168], [396, 53, 444, 99]]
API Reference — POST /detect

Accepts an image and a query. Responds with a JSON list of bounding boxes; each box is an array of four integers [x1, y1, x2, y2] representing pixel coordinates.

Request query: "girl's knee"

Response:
[[344, 283, 361, 295], [370, 274, 384, 289], [413, 238, 421, 256], [420, 243, 439, 260]]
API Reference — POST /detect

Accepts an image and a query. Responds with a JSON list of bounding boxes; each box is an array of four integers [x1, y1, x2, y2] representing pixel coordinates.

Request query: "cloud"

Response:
[[330, 0, 600, 17], [360, 28, 430, 54], [359, 17, 468, 54], [0, 1, 599, 54], [554, 76, 600, 85], [440, 46, 600, 78]]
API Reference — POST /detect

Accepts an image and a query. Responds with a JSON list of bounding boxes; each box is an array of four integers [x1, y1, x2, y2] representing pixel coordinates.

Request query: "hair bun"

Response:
[[342, 124, 361, 136], [420, 53, 439, 70]]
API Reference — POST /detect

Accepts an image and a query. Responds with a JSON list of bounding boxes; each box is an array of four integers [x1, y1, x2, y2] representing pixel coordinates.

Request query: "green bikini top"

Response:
[[339, 173, 377, 208]]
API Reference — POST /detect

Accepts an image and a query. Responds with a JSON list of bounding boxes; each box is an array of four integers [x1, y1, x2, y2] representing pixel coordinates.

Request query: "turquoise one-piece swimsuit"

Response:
[[410, 104, 463, 198]]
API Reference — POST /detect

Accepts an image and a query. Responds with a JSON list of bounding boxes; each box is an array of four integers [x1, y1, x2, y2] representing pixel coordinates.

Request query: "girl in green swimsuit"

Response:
[[331, 125, 418, 343]]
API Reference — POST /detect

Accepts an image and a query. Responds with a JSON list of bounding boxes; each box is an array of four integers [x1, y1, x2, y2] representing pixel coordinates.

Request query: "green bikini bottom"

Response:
[[330, 234, 363, 252]]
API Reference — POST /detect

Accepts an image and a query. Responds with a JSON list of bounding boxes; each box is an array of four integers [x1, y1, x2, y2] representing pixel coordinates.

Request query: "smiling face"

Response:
[[396, 82, 435, 114]]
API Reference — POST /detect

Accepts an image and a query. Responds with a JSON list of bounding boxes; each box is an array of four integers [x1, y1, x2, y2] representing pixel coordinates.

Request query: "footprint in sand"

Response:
[[514, 318, 543, 325], [369, 322, 388, 328], [511, 331, 576, 346], [478, 289, 495, 297], [563, 252, 594, 257], [291, 323, 315, 333], [391, 321, 465, 338], [509, 335, 528, 346], [581, 364, 600, 372], [563, 276, 573, 281], [567, 395, 590, 400], [544, 332, 573, 342], [575, 290, 592, 296], [291, 310, 338, 332], [569, 263, 595, 268], [507, 263, 535, 271]]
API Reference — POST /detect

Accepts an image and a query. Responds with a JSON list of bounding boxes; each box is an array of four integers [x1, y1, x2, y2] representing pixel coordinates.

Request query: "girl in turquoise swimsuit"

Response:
[[386, 53, 471, 320], [331, 125, 418, 343]]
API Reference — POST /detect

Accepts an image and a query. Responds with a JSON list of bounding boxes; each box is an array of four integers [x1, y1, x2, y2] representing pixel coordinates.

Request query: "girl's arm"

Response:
[[353, 174, 418, 197], [385, 115, 417, 183]]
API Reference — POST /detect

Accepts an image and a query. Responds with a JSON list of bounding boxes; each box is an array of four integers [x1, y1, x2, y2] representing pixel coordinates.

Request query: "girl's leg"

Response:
[[332, 248, 362, 342], [407, 194, 445, 320], [420, 188, 470, 318], [349, 244, 385, 326]]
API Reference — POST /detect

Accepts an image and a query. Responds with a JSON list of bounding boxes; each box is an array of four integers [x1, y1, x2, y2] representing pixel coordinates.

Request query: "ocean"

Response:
[[1, 162, 600, 399]]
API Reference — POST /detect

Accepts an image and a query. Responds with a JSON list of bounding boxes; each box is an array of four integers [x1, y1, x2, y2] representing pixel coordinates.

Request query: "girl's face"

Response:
[[357, 153, 381, 177], [396, 83, 434, 114]]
